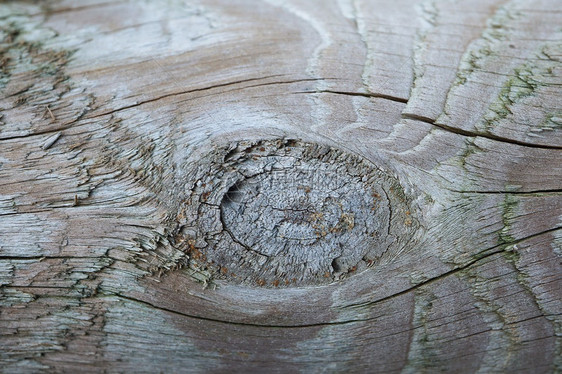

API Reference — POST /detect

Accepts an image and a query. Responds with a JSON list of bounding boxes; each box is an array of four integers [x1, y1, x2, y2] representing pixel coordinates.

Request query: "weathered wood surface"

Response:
[[0, 0, 561, 372]]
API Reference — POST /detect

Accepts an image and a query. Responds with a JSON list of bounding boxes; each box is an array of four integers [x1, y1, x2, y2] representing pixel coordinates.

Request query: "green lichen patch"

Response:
[[452, 6, 518, 88], [483, 66, 539, 131], [498, 194, 518, 245], [0, 7, 95, 138]]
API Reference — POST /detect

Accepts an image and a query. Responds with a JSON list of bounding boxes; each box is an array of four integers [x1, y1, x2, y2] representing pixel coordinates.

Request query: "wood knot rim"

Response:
[[179, 139, 419, 288]]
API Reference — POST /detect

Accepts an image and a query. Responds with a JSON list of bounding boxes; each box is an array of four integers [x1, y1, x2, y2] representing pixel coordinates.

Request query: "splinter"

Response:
[[45, 105, 55, 121]]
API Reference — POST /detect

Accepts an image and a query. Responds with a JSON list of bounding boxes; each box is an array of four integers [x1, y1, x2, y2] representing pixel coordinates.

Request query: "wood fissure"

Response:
[[403, 113, 562, 150]]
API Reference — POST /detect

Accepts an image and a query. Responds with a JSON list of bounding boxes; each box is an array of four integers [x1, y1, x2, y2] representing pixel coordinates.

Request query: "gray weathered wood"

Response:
[[1, 0, 560, 372]]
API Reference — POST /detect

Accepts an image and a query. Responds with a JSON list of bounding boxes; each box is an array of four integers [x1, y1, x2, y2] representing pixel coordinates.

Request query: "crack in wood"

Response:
[[343, 226, 562, 310], [448, 189, 562, 195], [84, 77, 331, 121], [294, 89, 409, 104], [103, 228, 561, 330], [403, 113, 562, 150]]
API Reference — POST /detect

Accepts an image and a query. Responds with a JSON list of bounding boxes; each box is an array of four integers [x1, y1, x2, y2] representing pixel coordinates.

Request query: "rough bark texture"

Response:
[[0, 0, 561, 373]]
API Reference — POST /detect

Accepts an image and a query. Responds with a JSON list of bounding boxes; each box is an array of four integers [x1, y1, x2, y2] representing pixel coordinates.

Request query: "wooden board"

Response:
[[1, 0, 560, 372]]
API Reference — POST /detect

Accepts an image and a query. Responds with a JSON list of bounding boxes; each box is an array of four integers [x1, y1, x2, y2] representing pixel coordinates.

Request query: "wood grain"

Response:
[[0, 0, 560, 372]]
